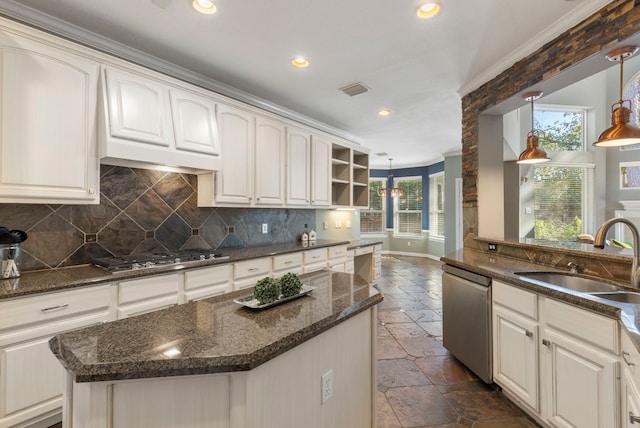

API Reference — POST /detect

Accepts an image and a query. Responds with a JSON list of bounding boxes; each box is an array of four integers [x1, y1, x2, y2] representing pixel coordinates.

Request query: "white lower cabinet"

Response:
[[492, 280, 619, 428], [272, 252, 303, 277], [303, 248, 328, 273], [117, 273, 179, 319], [182, 264, 232, 302], [620, 328, 640, 428], [0, 285, 112, 428], [328, 245, 349, 273], [233, 257, 272, 290]]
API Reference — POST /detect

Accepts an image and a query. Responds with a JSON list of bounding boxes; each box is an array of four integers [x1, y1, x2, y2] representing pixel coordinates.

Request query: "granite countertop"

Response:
[[347, 240, 383, 250], [0, 240, 349, 300], [48, 270, 383, 383], [441, 248, 640, 349]]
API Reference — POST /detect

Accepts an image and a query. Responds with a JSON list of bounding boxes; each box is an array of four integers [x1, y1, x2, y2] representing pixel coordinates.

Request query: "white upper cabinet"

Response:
[[254, 116, 285, 206], [286, 126, 311, 206], [214, 104, 255, 205], [0, 28, 100, 204], [310, 135, 332, 207], [103, 68, 172, 147], [170, 89, 220, 155], [100, 66, 222, 171]]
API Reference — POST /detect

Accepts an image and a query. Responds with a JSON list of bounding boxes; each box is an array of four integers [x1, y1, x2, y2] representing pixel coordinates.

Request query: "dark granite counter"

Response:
[[0, 240, 349, 300], [441, 248, 640, 350], [48, 270, 382, 382]]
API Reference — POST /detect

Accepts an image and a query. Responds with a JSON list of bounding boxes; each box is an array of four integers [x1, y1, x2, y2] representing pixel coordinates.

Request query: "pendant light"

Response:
[[379, 158, 404, 198], [517, 91, 551, 164], [594, 46, 640, 147]]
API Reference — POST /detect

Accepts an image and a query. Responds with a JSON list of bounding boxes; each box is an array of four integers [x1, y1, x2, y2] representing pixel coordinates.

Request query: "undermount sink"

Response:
[[516, 271, 621, 293], [588, 292, 640, 304]]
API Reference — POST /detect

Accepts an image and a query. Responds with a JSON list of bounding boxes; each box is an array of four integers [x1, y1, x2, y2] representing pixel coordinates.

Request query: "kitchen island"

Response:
[[49, 270, 382, 428]]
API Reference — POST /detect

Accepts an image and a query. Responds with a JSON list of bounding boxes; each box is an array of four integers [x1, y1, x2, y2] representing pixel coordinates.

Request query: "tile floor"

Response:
[[376, 255, 539, 428], [49, 255, 538, 428]]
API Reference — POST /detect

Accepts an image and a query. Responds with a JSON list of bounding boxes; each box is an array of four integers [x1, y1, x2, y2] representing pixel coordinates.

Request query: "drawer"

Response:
[[328, 245, 348, 259], [184, 264, 232, 291], [234, 257, 271, 280], [234, 276, 267, 291], [0, 285, 111, 331], [493, 280, 538, 320], [303, 248, 327, 265], [303, 262, 327, 274], [119, 274, 178, 305], [273, 252, 303, 271], [354, 246, 373, 256], [544, 297, 618, 354]]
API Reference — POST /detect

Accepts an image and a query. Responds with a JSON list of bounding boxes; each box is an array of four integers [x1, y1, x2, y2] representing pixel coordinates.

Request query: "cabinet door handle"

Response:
[[542, 339, 551, 346], [41, 303, 69, 313], [623, 351, 636, 366], [630, 412, 640, 424], [284, 261, 293, 265], [525, 330, 533, 338], [248, 267, 259, 272]]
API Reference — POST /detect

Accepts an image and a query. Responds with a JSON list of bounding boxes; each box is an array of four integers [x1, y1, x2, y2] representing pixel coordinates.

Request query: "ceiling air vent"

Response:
[[376, 152, 389, 157], [340, 82, 370, 97]]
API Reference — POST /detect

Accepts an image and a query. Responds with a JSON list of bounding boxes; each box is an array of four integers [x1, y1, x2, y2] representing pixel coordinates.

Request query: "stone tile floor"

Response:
[[376, 255, 539, 428], [49, 255, 538, 428]]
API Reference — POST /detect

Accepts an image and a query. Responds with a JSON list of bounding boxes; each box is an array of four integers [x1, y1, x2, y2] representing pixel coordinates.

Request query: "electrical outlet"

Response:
[[488, 243, 497, 252], [321, 369, 333, 404], [407, 241, 411, 247], [262, 223, 268, 234], [346, 220, 351, 228], [323, 221, 328, 230]]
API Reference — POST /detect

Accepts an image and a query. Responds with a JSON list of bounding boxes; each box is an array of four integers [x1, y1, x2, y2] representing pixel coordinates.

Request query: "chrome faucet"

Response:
[[567, 262, 579, 274], [594, 218, 640, 288]]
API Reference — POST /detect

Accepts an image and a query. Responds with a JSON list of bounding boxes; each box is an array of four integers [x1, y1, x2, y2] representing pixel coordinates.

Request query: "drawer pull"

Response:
[[630, 412, 640, 424], [525, 330, 533, 338], [41, 304, 69, 313], [248, 268, 260, 272], [623, 351, 636, 366], [284, 261, 293, 265], [542, 339, 551, 346]]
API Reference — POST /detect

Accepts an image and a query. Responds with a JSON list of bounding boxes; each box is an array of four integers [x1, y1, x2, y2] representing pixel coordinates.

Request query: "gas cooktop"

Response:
[[92, 250, 229, 273]]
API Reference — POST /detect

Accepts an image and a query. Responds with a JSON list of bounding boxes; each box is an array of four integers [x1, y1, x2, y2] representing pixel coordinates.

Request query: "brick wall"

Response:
[[462, 0, 640, 242]]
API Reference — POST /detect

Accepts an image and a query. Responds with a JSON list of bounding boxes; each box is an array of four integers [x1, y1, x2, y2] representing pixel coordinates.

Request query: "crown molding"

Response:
[[0, 0, 362, 144], [458, 0, 614, 97]]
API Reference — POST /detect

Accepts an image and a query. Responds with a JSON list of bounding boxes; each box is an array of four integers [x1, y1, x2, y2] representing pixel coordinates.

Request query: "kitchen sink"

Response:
[[588, 292, 640, 304], [515, 271, 621, 293]]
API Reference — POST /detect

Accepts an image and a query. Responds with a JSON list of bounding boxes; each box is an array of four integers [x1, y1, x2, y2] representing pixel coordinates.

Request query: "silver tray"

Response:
[[234, 284, 316, 310]]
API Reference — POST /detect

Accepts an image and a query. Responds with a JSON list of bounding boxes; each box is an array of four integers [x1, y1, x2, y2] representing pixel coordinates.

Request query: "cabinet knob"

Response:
[[630, 412, 640, 424], [525, 330, 533, 338], [89, 188, 96, 194], [256, 197, 260, 201], [542, 339, 551, 346], [623, 351, 636, 366]]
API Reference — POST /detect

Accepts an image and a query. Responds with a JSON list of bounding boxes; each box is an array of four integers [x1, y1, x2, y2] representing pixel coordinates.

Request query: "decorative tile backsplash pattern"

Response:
[[1, 165, 315, 272]]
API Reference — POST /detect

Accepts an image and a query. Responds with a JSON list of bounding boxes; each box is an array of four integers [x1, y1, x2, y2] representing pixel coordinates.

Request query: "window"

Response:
[[529, 106, 594, 240], [429, 172, 445, 238], [360, 180, 385, 234], [533, 165, 594, 240], [394, 177, 422, 235]]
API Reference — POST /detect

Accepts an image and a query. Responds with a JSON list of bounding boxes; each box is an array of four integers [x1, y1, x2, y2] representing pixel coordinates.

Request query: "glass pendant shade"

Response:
[[517, 91, 550, 164], [594, 46, 640, 147], [380, 158, 404, 198]]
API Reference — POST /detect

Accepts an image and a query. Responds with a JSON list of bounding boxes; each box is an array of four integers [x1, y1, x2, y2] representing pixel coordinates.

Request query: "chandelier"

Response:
[[379, 158, 404, 198]]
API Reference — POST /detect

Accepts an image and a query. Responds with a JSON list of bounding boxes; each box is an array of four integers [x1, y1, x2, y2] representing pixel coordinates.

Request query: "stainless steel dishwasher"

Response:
[[442, 264, 492, 383]]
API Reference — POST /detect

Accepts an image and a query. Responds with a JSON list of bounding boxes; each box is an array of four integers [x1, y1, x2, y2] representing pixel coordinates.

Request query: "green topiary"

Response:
[[279, 272, 303, 298], [254, 277, 280, 305]]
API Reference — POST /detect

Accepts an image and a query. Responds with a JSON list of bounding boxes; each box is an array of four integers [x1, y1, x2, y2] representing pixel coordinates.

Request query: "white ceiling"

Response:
[[3, 0, 614, 167]]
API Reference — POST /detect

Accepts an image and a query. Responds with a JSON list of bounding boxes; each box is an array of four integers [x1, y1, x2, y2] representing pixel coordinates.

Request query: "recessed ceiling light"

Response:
[[378, 109, 392, 116], [291, 57, 309, 68], [192, 0, 217, 14], [417, 2, 440, 18]]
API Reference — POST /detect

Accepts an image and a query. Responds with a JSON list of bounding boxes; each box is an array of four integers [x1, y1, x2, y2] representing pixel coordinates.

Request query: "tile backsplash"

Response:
[[3, 165, 315, 272]]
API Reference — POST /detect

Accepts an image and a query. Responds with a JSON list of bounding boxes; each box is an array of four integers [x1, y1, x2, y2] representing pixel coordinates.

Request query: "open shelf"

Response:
[[332, 146, 350, 164], [332, 182, 350, 206], [332, 162, 350, 182]]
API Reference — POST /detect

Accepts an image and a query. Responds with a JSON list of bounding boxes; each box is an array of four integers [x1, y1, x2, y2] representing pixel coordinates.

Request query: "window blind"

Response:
[[396, 178, 422, 235], [360, 180, 385, 233]]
